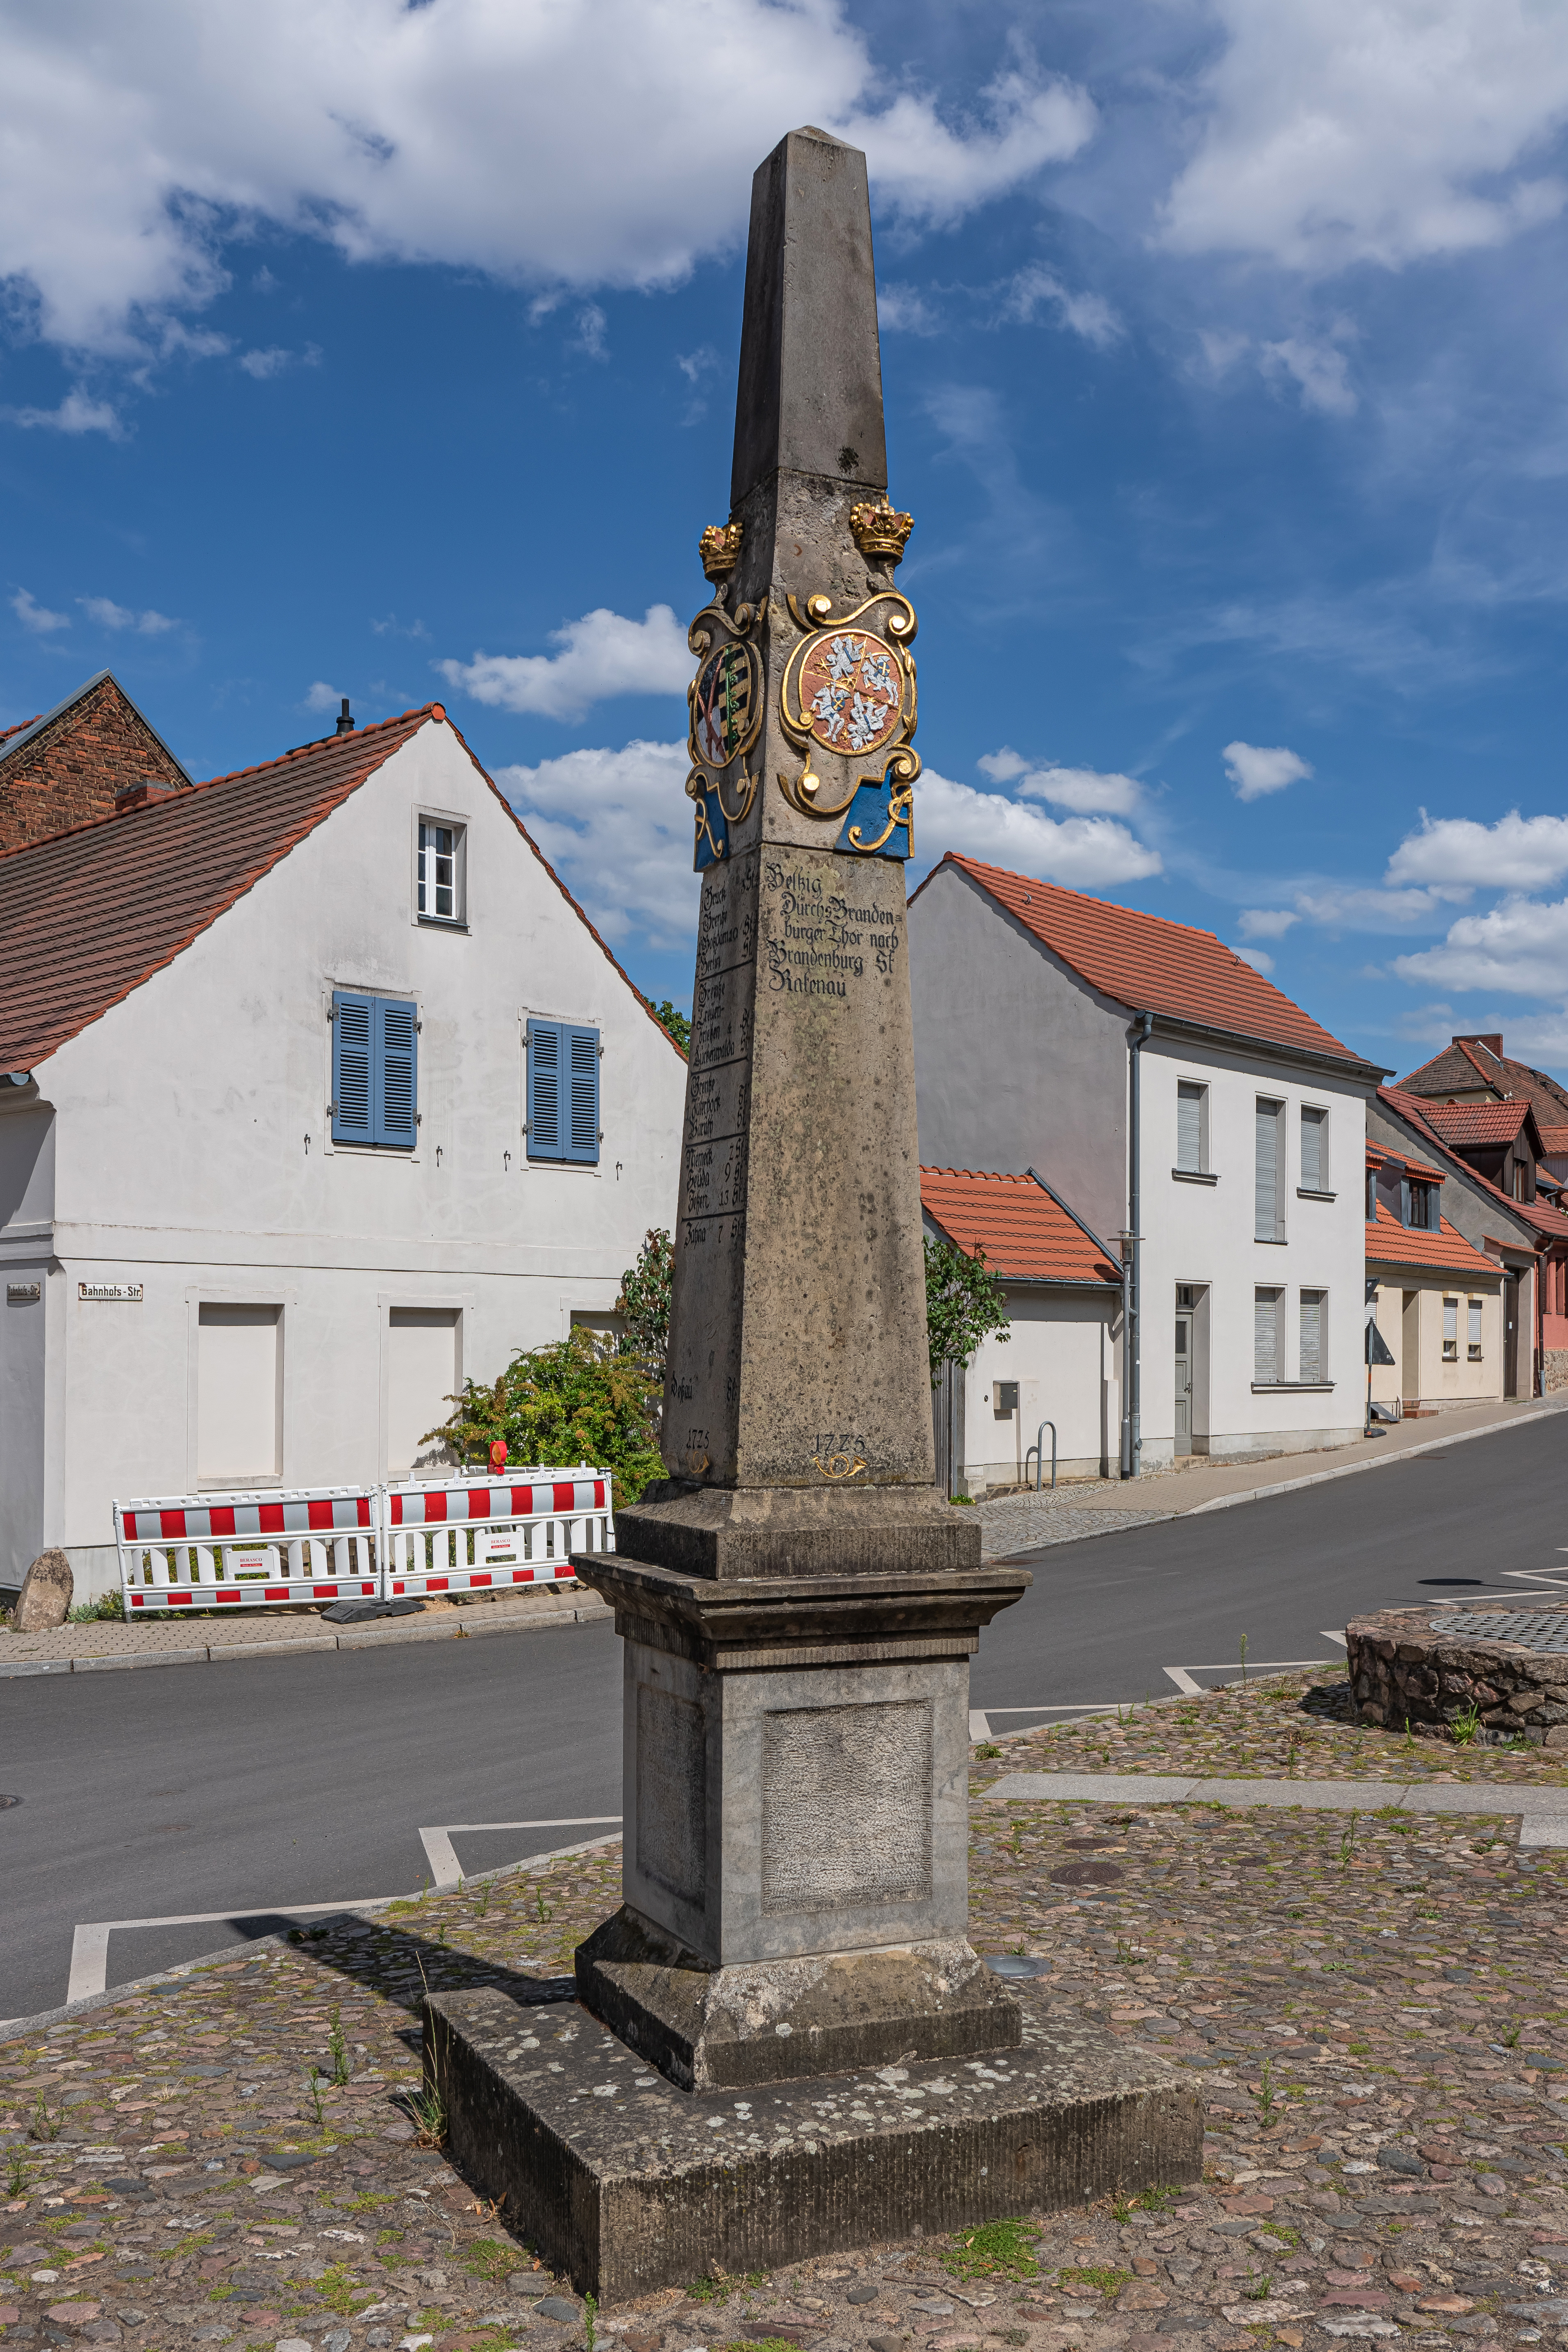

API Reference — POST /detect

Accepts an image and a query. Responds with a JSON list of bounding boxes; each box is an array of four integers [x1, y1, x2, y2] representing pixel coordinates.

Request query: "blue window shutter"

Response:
[[567, 1026, 600, 1163], [528, 1020, 563, 1159], [332, 992, 373, 1145], [376, 999, 418, 1147]]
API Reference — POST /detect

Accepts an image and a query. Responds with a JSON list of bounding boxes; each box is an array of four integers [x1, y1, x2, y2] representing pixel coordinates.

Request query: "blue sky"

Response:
[[5, 0, 1568, 1079]]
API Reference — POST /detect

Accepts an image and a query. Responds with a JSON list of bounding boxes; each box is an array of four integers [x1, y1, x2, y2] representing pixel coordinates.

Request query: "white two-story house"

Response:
[[908, 854, 1386, 1478], [0, 697, 687, 1601]]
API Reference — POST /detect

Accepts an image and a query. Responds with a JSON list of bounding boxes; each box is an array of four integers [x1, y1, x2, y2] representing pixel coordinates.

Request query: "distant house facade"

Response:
[[1370, 1083, 1568, 1398], [0, 670, 190, 854], [0, 697, 686, 1601], [1365, 1142, 1504, 1414], [1396, 1033, 1568, 1189], [920, 1167, 1123, 1492], [909, 855, 1386, 1474]]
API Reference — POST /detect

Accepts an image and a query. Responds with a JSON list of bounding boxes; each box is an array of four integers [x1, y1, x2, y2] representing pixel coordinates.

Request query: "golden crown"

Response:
[[699, 519, 744, 580], [849, 498, 914, 562]]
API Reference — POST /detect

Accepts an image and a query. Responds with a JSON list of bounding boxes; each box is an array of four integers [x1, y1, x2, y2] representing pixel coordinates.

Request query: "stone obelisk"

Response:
[[421, 130, 1201, 2298], [569, 125, 1029, 2086]]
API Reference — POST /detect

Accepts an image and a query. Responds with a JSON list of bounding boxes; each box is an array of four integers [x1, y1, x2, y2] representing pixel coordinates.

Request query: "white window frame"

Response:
[[1299, 1103, 1331, 1197], [412, 803, 469, 928], [1174, 1078, 1213, 1181], [1299, 1287, 1328, 1383], [1468, 1297, 1484, 1362], [1254, 1284, 1285, 1384], [1443, 1295, 1459, 1362], [1255, 1097, 1287, 1243]]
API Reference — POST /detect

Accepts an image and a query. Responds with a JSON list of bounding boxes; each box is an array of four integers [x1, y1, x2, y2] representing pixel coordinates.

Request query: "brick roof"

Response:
[[0, 703, 676, 1074], [1379, 1087, 1568, 1247], [921, 853, 1367, 1066], [920, 1167, 1121, 1287], [1540, 1126, 1568, 1155], [1366, 1199, 1499, 1276], [1397, 1036, 1568, 1125], [1416, 1098, 1535, 1148]]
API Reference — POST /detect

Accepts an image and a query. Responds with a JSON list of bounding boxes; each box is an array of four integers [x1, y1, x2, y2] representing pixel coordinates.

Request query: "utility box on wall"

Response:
[[992, 1381, 1019, 1417]]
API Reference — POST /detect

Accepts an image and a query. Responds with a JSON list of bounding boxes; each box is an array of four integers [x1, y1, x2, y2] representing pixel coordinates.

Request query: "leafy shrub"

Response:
[[425, 1326, 664, 1506]]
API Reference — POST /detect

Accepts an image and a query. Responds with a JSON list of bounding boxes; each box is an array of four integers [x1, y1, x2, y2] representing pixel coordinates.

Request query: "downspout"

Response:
[[1127, 1012, 1156, 1478], [1026, 1166, 1132, 1482]]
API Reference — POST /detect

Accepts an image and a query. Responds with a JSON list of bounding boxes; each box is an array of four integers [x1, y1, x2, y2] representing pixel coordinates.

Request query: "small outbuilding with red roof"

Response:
[[0, 687, 686, 1603], [908, 854, 1388, 1474]]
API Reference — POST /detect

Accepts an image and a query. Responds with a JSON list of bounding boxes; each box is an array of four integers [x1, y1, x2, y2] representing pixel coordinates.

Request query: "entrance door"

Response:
[[1504, 1271, 1521, 1398], [1174, 1287, 1193, 1456], [1401, 1290, 1420, 1404]]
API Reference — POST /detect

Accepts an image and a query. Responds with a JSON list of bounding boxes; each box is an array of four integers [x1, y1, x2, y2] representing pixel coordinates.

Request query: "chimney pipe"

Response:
[[336, 698, 355, 736]]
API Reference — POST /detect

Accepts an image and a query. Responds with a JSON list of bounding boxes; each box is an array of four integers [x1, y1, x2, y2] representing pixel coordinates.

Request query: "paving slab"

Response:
[[988, 1771, 1568, 1815]]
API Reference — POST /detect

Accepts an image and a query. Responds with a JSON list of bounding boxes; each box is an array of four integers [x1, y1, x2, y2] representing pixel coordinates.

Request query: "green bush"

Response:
[[425, 1326, 664, 1506]]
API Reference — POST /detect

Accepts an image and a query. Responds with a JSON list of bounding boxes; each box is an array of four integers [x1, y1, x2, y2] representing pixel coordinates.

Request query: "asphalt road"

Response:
[[4, 1413, 1563, 2020]]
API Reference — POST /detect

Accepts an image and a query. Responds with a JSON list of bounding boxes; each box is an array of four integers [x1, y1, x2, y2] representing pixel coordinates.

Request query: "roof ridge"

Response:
[[199, 703, 444, 792], [942, 852, 1227, 947]]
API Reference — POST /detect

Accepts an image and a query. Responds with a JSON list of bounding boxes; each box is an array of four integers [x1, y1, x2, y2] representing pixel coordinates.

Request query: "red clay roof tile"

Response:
[[921, 853, 1365, 1064], [1366, 1201, 1499, 1276], [1418, 1098, 1533, 1146], [920, 1167, 1121, 1286]]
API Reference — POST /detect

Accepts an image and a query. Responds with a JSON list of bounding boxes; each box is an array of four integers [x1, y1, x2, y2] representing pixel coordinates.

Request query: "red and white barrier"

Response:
[[382, 1470, 614, 1599], [115, 1488, 380, 1612]]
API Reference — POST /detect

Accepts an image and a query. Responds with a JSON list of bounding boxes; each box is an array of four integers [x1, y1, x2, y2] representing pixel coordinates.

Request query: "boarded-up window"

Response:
[[1254, 1286, 1283, 1382], [1177, 1081, 1205, 1173], [1301, 1105, 1327, 1190], [1300, 1288, 1326, 1381], [387, 1308, 460, 1476], [1256, 1100, 1284, 1240], [197, 1304, 280, 1482]]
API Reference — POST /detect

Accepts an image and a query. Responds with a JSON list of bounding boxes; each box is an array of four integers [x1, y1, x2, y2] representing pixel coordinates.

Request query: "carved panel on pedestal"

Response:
[[760, 1699, 933, 1913], [636, 1682, 708, 1909]]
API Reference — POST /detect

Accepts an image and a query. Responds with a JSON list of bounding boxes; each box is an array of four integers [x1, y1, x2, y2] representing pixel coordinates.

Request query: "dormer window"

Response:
[[416, 815, 467, 925], [1406, 1178, 1437, 1231]]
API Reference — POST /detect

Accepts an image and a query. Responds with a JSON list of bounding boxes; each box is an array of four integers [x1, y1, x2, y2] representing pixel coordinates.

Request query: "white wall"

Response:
[[1138, 1038, 1368, 1465], [958, 1286, 1120, 1492], [0, 720, 687, 1595]]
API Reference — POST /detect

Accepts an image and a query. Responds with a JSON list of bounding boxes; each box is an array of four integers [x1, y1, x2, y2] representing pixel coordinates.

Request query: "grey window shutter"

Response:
[[1177, 1083, 1202, 1172], [566, 1026, 601, 1164], [1469, 1299, 1482, 1348], [1255, 1102, 1279, 1240], [528, 1020, 562, 1158], [1299, 1290, 1324, 1381], [332, 992, 374, 1146], [376, 999, 418, 1147], [1254, 1287, 1280, 1381], [1301, 1106, 1324, 1190]]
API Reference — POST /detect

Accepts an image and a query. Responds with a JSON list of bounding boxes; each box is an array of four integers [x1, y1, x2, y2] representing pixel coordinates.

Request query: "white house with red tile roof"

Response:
[[908, 854, 1388, 1475], [919, 1167, 1124, 1488], [1364, 1143, 1504, 1414], [0, 700, 685, 1601]]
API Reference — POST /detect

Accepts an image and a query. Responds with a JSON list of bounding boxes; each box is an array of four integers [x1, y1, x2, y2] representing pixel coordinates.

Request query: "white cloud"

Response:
[[237, 343, 318, 378], [497, 737, 699, 951], [1156, 0, 1568, 276], [371, 613, 430, 640], [1001, 264, 1123, 349], [77, 595, 175, 634], [0, 5, 1094, 359], [304, 680, 344, 712], [1294, 885, 1453, 930], [0, 388, 122, 436], [1224, 739, 1313, 800], [977, 747, 1028, 783], [876, 282, 940, 335], [1239, 907, 1299, 939], [1234, 944, 1274, 972], [914, 768, 1162, 885], [11, 587, 69, 633], [572, 304, 608, 362], [1386, 808, 1568, 894], [1015, 762, 1144, 817], [1395, 895, 1568, 996], [438, 605, 691, 722], [1258, 332, 1357, 417]]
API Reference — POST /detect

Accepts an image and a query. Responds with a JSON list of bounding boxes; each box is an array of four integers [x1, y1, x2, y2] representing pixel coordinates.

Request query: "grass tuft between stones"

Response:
[[940, 2217, 1041, 2280]]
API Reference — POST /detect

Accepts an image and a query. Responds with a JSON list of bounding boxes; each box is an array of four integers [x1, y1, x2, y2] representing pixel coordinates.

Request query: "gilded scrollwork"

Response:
[[776, 585, 919, 852]]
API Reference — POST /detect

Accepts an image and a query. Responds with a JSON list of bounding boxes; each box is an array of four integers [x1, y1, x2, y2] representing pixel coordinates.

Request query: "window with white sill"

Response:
[[1255, 1099, 1286, 1240], [1299, 1288, 1327, 1382], [417, 817, 466, 924], [1254, 1285, 1284, 1382], [1300, 1104, 1329, 1191], [1176, 1080, 1208, 1174]]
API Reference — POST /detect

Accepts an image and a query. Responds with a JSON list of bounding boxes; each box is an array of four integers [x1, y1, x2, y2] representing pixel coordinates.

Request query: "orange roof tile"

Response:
[[920, 1167, 1121, 1286], [1366, 1142, 1445, 1182], [1379, 1087, 1568, 1246], [1418, 1098, 1534, 1147], [1366, 1201, 1499, 1276], [921, 853, 1370, 1066], [0, 703, 677, 1073], [1540, 1125, 1568, 1153]]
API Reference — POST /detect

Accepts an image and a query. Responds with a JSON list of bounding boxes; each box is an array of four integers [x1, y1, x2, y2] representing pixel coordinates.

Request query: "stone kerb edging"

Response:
[[1347, 1603, 1568, 1746]]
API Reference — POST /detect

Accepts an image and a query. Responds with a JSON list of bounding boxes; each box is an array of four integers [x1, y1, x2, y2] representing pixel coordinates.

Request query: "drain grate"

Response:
[[1436, 1608, 1568, 1653]]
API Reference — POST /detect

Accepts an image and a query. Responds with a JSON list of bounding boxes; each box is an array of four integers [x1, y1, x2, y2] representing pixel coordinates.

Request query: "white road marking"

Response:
[[1163, 1668, 1203, 1695], [968, 1711, 990, 1741], [1319, 1630, 1348, 1647], [417, 1817, 621, 1893]]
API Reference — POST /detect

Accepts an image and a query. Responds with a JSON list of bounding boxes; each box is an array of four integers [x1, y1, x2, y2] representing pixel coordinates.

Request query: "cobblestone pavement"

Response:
[[4, 1674, 1567, 2352], [977, 1495, 1172, 1558]]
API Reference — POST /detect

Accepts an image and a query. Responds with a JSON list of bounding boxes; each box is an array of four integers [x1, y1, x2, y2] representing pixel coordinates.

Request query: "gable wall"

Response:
[[0, 677, 187, 853]]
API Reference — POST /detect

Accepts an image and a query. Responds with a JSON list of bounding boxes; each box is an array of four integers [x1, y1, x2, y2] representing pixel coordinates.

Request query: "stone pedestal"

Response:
[[569, 1551, 1027, 2088], [424, 1984, 1203, 2301]]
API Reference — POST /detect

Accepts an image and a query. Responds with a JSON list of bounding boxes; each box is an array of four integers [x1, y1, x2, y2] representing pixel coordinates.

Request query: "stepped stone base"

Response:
[[424, 1984, 1202, 2301], [612, 1481, 981, 1580], [575, 1906, 1020, 2090]]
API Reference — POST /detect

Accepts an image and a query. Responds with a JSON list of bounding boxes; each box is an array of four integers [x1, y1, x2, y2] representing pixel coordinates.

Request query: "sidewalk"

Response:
[[979, 1389, 1568, 1558], [2, 1663, 1565, 2350], [0, 1583, 610, 1676]]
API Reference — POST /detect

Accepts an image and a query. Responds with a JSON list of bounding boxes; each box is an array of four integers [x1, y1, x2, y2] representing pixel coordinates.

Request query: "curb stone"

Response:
[[0, 1596, 610, 1677]]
